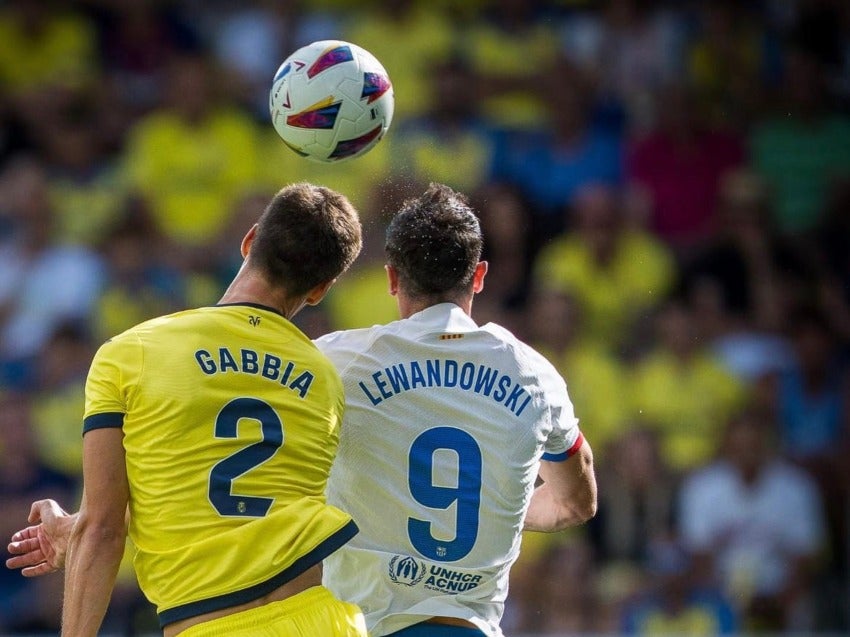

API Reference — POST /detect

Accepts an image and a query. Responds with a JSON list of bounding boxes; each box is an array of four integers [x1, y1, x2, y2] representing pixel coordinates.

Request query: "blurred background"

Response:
[[0, 0, 848, 635]]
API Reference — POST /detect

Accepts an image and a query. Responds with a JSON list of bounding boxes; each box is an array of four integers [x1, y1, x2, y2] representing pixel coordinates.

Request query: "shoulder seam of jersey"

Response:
[[127, 330, 145, 410]]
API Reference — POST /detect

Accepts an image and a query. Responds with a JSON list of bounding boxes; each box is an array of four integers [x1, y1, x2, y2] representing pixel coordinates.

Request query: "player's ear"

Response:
[[472, 261, 488, 294], [386, 264, 400, 296], [304, 278, 336, 306], [241, 224, 259, 258]]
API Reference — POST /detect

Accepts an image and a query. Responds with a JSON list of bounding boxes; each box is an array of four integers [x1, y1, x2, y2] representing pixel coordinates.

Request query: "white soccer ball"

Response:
[[269, 40, 394, 163]]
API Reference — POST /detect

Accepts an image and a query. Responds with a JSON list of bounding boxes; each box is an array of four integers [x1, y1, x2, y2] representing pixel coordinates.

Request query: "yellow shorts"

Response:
[[178, 586, 367, 637]]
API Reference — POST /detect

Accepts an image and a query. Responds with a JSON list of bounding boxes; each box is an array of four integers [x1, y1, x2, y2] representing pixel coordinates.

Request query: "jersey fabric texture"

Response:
[[176, 586, 366, 637], [315, 303, 582, 637], [83, 303, 357, 627]]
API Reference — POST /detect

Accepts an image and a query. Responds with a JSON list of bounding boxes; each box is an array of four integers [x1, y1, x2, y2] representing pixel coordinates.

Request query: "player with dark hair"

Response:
[[383, 183, 485, 299], [315, 183, 597, 636], [9, 183, 367, 637], [8, 183, 596, 637]]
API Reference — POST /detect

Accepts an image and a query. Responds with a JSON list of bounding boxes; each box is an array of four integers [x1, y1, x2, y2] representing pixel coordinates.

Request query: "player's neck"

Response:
[[398, 293, 473, 319], [219, 269, 305, 320]]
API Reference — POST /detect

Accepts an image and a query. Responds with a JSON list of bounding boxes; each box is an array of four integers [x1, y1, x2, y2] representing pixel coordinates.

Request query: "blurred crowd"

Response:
[[0, 0, 848, 634]]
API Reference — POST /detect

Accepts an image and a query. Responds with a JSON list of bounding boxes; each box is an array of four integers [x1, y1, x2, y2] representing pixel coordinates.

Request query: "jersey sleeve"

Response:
[[539, 360, 582, 462], [83, 333, 143, 434]]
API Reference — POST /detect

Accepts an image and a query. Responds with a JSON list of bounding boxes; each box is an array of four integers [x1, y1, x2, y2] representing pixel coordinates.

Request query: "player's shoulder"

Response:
[[129, 308, 203, 336], [98, 308, 202, 351], [481, 321, 565, 385], [315, 325, 383, 352], [316, 318, 423, 376], [313, 324, 387, 371]]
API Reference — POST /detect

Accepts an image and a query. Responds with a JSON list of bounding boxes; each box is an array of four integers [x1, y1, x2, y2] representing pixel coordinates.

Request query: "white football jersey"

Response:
[[315, 303, 582, 636]]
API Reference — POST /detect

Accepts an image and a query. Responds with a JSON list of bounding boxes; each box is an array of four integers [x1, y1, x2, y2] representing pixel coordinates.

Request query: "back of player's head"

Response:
[[251, 183, 362, 297], [385, 183, 483, 300]]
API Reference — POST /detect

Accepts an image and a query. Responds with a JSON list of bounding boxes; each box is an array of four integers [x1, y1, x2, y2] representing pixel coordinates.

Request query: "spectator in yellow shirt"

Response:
[[43, 99, 128, 248], [122, 54, 259, 246], [630, 300, 746, 471], [390, 56, 494, 195], [463, 0, 560, 129], [534, 184, 674, 348], [0, 0, 96, 97]]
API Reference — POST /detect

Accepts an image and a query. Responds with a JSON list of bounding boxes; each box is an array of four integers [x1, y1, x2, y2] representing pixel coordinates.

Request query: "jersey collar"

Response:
[[215, 301, 285, 318], [407, 302, 478, 332]]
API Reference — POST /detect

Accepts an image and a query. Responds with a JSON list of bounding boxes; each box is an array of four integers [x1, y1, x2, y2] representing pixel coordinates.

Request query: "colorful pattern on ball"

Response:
[[286, 98, 341, 129], [273, 63, 291, 83], [307, 45, 354, 79], [361, 73, 391, 104], [329, 124, 383, 160], [269, 40, 394, 162]]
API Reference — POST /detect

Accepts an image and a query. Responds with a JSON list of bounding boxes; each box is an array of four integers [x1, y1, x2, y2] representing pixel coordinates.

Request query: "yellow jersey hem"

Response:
[[157, 518, 358, 628]]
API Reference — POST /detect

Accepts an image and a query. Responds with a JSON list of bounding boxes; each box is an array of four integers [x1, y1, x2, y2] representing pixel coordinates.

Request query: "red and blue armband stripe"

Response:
[[541, 432, 584, 462]]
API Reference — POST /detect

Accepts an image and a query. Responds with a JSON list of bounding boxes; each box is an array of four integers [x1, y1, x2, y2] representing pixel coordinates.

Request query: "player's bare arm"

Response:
[[524, 438, 597, 532], [62, 428, 130, 637], [6, 499, 75, 575]]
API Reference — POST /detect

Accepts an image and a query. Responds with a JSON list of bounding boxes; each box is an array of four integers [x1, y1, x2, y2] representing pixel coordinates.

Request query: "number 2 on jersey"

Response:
[[408, 426, 482, 561], [208, 397, 284, 517]]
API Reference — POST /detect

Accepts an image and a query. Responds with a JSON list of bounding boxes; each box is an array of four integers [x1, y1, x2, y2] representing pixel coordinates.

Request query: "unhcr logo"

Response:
[[388, 555, 426, 587], [424, 566, 484, 593]]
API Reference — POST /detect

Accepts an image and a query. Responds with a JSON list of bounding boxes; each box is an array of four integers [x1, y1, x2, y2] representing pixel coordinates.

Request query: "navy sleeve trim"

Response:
[[82, 412, 125, 434], [158, 518, 359, 627]]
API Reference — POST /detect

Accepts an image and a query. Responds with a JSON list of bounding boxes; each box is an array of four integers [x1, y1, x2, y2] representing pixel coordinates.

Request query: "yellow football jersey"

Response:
[[83, 303, 357, 627]]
